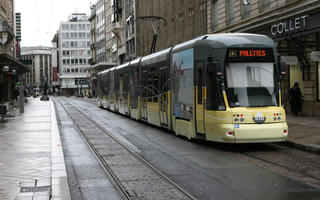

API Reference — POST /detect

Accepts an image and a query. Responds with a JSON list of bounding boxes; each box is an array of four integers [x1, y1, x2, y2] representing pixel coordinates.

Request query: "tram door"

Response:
[[195, 61, 205, 135], [159, 72, 168, 127], [141, 69, 148, 121]]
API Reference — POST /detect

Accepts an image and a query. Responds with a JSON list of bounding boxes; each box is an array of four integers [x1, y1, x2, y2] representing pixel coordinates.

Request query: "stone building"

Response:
[[207, 0, 320, 116], [135, 0, 207, 57], [0, 0, 28, 104], [20, 47, 52, 94], [89, 0, 117, 96], [124, 0, 136, 60], [51, 32, 60, 94]]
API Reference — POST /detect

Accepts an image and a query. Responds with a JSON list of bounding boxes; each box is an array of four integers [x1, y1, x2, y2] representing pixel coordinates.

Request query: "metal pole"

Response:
[[19, 75, 24, 113]]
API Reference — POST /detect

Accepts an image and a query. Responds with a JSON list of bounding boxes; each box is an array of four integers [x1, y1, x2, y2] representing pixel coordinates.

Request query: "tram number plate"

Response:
[[234, 124, 240, 128]]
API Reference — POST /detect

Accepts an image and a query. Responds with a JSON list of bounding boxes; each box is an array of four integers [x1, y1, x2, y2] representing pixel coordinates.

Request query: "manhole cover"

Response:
[[20, 186, 50, 193]]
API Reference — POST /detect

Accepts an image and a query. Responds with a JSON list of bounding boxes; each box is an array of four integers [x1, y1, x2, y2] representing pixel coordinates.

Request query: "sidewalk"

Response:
[[0, 97, 70, 200], [286, 113, 320, 153]]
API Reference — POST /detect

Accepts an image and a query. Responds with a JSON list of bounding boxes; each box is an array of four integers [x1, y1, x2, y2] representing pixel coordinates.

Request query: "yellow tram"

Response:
[[97, 33, 288, 143]]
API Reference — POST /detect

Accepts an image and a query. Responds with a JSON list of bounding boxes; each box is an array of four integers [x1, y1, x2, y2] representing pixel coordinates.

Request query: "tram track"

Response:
[[55, 98, 195, 200], [70, 97, 320, 190]]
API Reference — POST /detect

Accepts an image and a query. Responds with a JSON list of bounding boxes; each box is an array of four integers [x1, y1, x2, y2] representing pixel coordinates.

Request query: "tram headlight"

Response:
[[240, 118, 244, 122], [234, 118, 239, 122], [283, 129, 288, 136]]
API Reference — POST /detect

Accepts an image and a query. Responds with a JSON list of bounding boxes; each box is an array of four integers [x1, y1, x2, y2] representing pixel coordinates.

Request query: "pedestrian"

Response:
[[290, 82, 302, 116]]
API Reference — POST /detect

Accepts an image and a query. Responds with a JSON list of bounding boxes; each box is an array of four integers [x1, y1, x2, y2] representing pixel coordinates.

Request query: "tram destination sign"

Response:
[[227, 48, 274, 62]]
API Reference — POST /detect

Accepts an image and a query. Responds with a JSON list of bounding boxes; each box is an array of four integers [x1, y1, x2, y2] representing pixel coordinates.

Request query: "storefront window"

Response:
[[290, 65, 304, 97]]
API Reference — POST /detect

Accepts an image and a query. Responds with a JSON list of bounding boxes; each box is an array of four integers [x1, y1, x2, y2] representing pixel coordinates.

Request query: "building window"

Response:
[[189, 8, 194, 17], [259, 0, 271, 12], [226, 0, 235, 25], [241, 0, 251, 19], [211, 0, 218, 30]]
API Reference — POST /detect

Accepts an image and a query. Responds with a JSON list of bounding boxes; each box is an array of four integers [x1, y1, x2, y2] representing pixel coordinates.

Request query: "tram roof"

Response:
[[172, 33, 275, 52], [129, 57, 142, 66], [140, 48, 171, 64], [115, 62, 129, 70]]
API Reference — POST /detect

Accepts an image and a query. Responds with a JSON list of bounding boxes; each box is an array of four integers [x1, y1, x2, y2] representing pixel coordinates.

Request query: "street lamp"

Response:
[[3, 66, 9, 72], [12, 69, 16, 76]]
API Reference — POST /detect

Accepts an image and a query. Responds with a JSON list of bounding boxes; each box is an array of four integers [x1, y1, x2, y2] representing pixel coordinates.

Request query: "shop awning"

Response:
[[0, 53, 30, 74]]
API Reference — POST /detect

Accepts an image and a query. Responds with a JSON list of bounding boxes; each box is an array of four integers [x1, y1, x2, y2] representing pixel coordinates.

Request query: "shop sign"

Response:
[[271, 15, 308, 36], [281, 56, 298, 65], [310, 51, 320, 62]]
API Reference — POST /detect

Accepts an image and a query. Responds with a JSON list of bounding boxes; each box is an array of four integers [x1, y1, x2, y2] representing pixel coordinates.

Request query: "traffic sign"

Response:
[[310, 51, 320, 62], [281, 56, 298, 65]]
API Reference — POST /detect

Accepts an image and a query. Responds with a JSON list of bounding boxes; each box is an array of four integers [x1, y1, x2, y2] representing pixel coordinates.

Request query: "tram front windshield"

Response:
[[225, 62, 278, 107]]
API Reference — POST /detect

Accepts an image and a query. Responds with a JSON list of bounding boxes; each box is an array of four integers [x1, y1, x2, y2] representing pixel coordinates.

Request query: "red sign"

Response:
[[239, 50, 266, 57]]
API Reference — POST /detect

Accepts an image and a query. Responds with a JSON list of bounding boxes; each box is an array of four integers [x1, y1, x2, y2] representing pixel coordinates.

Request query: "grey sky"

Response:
[[16, 0, 92, 47]]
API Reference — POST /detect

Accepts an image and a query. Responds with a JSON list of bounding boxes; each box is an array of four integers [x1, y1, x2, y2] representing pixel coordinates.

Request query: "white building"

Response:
[[21, 47, 52, 93], [58, 13, 91, 96]]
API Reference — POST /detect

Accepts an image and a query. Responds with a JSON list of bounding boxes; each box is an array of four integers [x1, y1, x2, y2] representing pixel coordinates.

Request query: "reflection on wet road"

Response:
[[58, 97, 320, 200]]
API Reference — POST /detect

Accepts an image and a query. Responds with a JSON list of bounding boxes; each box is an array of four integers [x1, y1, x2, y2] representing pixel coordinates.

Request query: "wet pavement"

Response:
[[286, 113, 320, 153], [0, 98, 70, 200], [1, 96, 320, 200], [67, 97, 320, 200]]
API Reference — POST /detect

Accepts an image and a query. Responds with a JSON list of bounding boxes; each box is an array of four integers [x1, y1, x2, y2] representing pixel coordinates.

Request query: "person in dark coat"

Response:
[[290, 82, 302, 116]]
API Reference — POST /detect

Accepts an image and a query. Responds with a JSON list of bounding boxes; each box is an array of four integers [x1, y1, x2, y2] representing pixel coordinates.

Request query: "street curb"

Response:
[[51, 100, 71, 199], [282, 141, 320, 154]]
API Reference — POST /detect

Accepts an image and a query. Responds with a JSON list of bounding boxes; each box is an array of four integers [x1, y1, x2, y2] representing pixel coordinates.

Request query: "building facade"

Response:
[[208, 0, 320, 116], [89, 1, 117, 96], [15, 12, 21, 58], [124, 0, 136, 60], [51, 32, 60, 94], [0, 0, 28, 104], [20, 47, 52, 94], [0, 0, 15, 56], [58, 13, 91, 96], [135, 0, 207, 57]]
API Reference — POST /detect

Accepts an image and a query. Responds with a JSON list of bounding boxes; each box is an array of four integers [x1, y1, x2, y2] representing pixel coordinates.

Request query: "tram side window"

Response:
[[206, 64, 225, 110], [196, 63, 203, 104], [141, 69, 149, 99], [153, 73, 159, 102]]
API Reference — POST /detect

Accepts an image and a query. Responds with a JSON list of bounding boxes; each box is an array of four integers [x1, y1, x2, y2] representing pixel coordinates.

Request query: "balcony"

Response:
[[0, 20, 14, 42], [111, 22, 124, 46], [88, 58, 96, 65], [90, 43, 96, 50]]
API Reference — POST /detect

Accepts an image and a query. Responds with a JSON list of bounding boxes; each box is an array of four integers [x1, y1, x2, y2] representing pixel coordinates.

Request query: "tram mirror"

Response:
[[279, 62, 286, 80], [215, 63, 223, 76]]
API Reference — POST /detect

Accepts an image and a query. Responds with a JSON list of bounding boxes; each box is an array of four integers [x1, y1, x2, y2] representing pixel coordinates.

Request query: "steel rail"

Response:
[[56, 98, 195, 200], [56, 99, 131, 200], [71, 97, 320, 190]]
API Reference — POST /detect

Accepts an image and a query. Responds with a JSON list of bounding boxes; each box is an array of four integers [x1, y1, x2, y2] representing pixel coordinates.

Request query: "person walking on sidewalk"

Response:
[[290, 82, 303, 116]]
